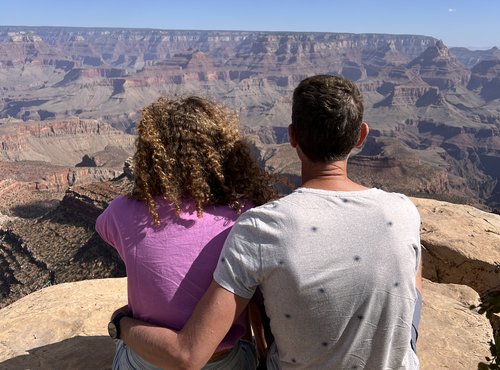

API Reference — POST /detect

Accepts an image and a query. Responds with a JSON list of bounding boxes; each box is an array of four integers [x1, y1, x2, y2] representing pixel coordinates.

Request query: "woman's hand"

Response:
[[111, 304, 132, 321]]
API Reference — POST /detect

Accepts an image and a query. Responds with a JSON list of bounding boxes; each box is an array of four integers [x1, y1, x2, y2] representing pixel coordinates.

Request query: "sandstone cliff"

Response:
[[0, 117, 135, 166], [0, 26, 498, 214]]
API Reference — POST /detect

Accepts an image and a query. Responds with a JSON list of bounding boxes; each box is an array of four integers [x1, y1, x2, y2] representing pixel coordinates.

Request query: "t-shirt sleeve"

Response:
[[95, 197, 124, 256], [408, 198, 422, 271], [213, 211, 263, 299], [399, 195, 422, 272]]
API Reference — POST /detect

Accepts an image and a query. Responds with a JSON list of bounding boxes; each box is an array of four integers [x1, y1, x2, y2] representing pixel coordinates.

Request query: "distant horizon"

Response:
[[1, 0, 499, 49], [1, 24, 498, 51]]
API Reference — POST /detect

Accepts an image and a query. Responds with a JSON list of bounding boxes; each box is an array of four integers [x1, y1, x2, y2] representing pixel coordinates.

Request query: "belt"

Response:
[[207, 347, 232, 363]]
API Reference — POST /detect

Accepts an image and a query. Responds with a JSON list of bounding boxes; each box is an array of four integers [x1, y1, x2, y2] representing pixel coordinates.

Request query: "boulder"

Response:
[[412, 197, 500, 295], [0, 278, 127, 370], [0, 277, 493, 370], [418, 279, 493, 370]]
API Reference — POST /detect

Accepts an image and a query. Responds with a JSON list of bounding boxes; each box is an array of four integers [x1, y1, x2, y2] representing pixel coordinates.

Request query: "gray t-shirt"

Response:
[[214, 187, 421, 369]]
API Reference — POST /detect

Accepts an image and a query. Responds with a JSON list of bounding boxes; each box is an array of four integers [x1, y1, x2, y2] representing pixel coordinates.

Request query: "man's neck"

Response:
[[300, 159, 369, 192]]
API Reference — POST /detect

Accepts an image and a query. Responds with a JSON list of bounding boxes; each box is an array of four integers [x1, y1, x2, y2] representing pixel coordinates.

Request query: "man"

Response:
[[113, 75, 422, 369]]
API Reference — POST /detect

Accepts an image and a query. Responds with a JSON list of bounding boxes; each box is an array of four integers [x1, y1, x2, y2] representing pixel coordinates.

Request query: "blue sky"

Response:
[[1, 0, 498, 48]]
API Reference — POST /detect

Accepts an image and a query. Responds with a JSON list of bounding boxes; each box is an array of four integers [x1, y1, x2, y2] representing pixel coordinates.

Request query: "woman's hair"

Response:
[[131, 96, 277, 225]]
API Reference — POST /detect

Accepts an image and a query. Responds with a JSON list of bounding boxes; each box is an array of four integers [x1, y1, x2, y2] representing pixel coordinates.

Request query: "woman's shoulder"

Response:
[[104, 194, 147, 213], [107, 194, 131, 207]]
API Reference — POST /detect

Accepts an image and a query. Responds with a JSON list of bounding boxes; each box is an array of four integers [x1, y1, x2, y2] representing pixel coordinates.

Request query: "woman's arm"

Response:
[[415, 256, 422, 295], [411, 256, 423, 352]]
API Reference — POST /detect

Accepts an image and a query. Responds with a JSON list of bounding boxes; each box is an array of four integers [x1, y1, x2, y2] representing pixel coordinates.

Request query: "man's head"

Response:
[[291, 74, 364, 162]]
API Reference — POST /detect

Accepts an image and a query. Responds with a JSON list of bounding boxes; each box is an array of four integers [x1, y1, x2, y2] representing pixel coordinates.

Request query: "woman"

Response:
[[96, 96, 276, 369]]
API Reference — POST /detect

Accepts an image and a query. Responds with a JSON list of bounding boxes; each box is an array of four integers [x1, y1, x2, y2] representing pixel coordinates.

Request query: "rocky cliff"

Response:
[[0, 26, 498, 369], [0, 117, 135, 166], [0, 197, 498, 369], [0, 175, 131, 309], [2, 26, 497, 212], [0, 116, 135, 225]]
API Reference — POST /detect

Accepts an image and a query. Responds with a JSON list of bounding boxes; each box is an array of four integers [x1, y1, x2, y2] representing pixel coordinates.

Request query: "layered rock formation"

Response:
[[450, 46, 500, 69], [0, 117, 135, 166], [0, 27, 437, 128], [0, 116, 135, 224], [0, 26, 499, 212]]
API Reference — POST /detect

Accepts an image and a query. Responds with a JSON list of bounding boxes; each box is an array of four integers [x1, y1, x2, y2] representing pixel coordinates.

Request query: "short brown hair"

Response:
[[291, 75, 364, 162]]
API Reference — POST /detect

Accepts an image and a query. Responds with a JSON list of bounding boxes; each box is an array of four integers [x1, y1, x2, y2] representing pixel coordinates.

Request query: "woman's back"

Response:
[[98, 96, 277, 369], [96, 195, 249, 350]]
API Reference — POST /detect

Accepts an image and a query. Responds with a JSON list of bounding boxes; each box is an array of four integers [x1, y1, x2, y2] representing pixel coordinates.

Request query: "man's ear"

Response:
[[355, 122, 369, 148], [288, 124, 298, 148]]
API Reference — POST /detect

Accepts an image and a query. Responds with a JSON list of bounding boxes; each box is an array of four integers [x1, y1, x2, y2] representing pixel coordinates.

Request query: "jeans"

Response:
[[112, 339, 258, 370]]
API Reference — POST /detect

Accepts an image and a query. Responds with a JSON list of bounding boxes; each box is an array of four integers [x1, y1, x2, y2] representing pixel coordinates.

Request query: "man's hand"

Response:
[[118, 280, 250, 369]]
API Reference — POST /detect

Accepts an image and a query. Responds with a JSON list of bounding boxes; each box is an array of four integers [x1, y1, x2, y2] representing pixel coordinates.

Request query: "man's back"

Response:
[[215, 187, 421, 369]]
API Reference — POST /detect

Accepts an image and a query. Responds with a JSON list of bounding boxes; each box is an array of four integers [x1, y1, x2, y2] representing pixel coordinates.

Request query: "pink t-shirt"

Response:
[[95, 195, 250, 350]]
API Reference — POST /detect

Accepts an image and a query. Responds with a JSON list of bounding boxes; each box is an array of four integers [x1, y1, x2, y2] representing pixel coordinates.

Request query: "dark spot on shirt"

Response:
[[220, 257, 226, 263], [394, 282, 400, 287], [342, 198, 349, 203], [322, 342, 328, 347], [278, 260, 285, 265], [353, 255, 361, 262], [387, 221, 393, 226], [357, 314, 364, 320], [318, 288, 325, 293], [292, 358, 297, 363], [285, 313, 291, 319], [311, 226, 318, 232]]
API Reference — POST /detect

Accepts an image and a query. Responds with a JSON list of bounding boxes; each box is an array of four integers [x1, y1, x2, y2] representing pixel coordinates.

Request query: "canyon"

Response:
[[0, 25, 498, 305], [0, 27, 498, 214], [0, 26, 498, 369]]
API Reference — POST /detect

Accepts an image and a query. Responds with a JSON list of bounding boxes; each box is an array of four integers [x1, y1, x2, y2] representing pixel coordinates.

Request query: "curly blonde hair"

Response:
[[131, 96, 277, 225]]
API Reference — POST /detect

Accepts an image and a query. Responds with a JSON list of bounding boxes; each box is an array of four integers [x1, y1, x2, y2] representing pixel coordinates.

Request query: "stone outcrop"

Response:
[[468, 59, 500, 101], [0, 277, 493, 370], [375, 85, 443, 107], [413, 197, 500, 295], [0, 177, 130, 309], [0, 278, 127, 369], [0, 160, 126, 221], [418, 280, 492, 369], [407, 40, 471, 90]]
